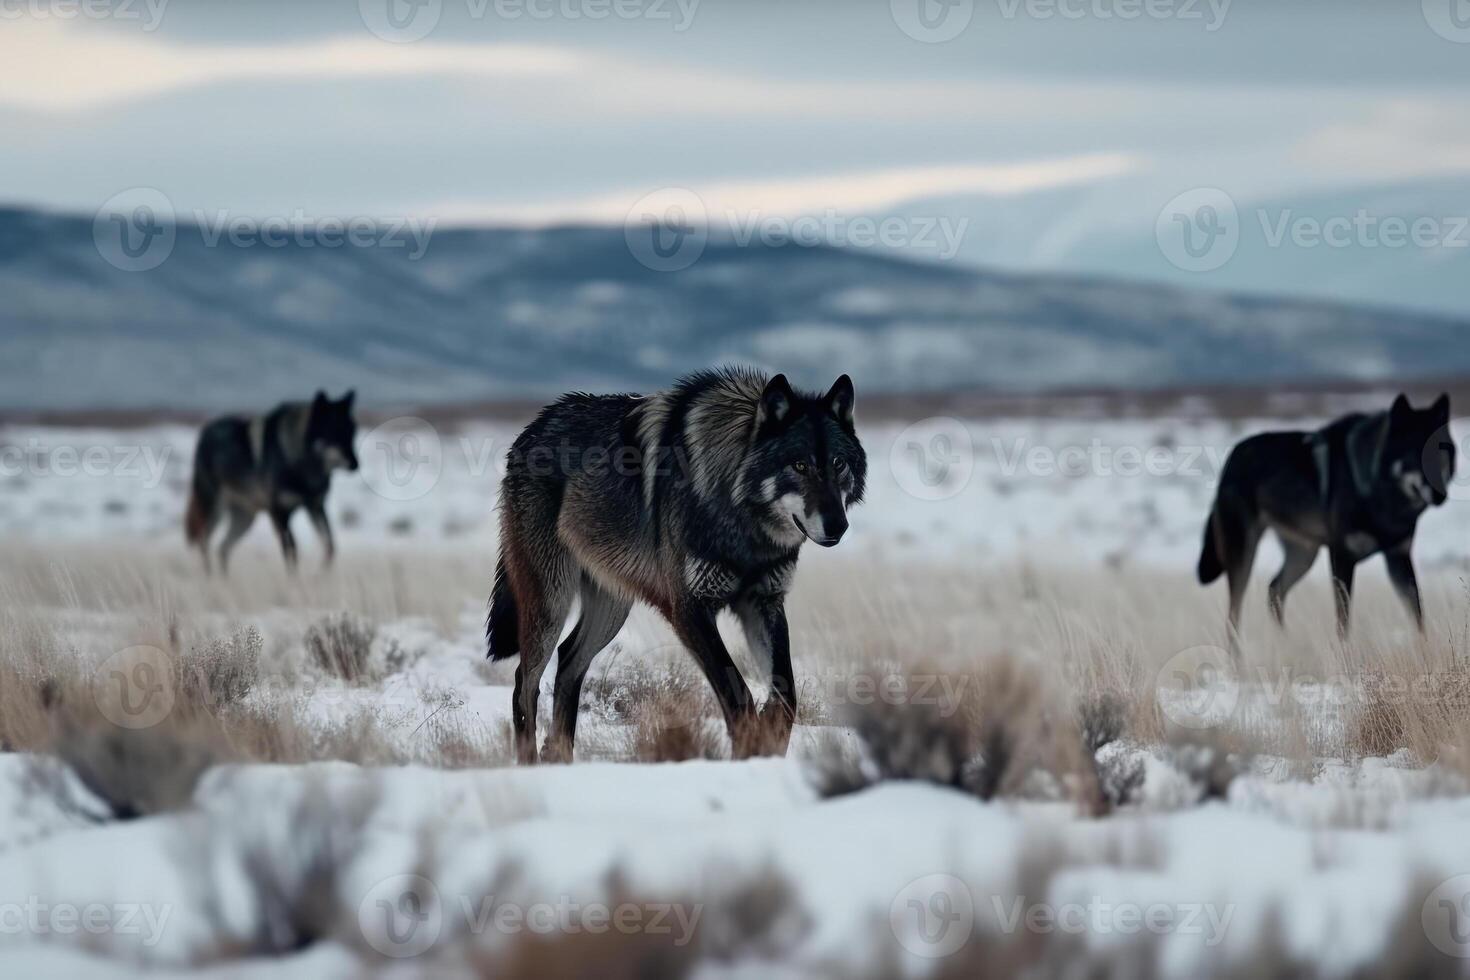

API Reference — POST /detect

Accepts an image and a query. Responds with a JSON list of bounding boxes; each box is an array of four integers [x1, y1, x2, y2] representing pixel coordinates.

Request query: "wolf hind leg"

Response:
[[217, 506, 255, 578], [1215, 494, 1262, 657], [1267, 538, 1318, 629], [545, 577, 632, 763], [508, 548, 578, 765]]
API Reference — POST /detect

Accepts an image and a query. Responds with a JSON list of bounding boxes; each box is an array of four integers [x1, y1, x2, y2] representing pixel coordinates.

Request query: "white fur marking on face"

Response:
[[320, 444, 347, 470], [760, 476, 779, 503], [1400, 470, 1433, 507]]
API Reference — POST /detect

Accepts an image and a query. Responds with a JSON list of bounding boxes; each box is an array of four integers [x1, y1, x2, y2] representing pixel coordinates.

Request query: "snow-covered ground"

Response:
[[7, 412, 1470, 571], [5, 411, 1470, 976]]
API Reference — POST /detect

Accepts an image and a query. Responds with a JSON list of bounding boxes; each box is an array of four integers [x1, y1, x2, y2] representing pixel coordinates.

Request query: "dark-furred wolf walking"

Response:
[[186, 391, 359, 574], [1199, 393, 1453, 648], [487, 368, 866, 764]]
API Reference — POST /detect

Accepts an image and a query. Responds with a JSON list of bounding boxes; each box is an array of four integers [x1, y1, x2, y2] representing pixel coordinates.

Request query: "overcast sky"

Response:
[[3, 0, 1468, 225]]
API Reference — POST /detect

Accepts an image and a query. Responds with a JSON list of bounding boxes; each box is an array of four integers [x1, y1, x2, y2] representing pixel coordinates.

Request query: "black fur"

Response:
[[487, 367, 866, 763], [1200, 392, 1453, 645], [187, 390, 359, 574]]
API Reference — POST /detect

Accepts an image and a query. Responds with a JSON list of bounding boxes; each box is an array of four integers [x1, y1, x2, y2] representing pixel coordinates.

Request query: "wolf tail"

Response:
[[1197, 505, 1223, 584], [486, 556, 520, 661], [184, 484, 211, 546]]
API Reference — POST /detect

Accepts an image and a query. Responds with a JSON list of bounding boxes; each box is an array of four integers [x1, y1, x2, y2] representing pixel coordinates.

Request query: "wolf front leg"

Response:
[[305, 495, 335, 568], [268, 506, 299, 573], [671, 603, 760, 759], [734, 593, 795, 756], [1384, 541, 1425, 634]]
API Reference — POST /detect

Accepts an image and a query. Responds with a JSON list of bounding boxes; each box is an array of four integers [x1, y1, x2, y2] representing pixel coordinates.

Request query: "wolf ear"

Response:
[[826, 374, 855, 426], [340, 389, 356, 409], [312, 390, 330, 415], [1433, 392, 1450, 422], [1390, 393, 1412, 422], [758, 374, 795, 427], [1346, 413, 1391, 497]]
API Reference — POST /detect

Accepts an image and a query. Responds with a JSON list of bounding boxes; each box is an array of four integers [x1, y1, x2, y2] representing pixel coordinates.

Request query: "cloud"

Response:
[[1292, 99, 1470, 183], [0, 20, 579, 111], [425, 152, 1145, 225]]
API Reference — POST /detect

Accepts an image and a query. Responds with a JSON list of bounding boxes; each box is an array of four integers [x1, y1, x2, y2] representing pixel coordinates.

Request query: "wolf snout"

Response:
[[814, 512, 848, 547]]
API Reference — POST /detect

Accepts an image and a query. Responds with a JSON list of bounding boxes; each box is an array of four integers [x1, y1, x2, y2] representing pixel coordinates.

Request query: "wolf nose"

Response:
[[817, 514, 848, 547]]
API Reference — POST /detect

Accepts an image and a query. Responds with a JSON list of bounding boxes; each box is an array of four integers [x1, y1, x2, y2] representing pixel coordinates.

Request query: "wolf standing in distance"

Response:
[[487, 368, 866, 764], [1199, 393, 1453, 646], [186, 391, 359, 574]]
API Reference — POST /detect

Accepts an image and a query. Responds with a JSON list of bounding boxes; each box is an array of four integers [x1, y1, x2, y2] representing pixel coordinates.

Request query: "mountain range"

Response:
[[2, 205, 1468, 410]]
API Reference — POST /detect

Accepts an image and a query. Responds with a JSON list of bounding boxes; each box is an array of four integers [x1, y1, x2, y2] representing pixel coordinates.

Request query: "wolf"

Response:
[[486, 368, 866, 764], [185, 391, 359, 574], [1198, 393, 1453, 646]]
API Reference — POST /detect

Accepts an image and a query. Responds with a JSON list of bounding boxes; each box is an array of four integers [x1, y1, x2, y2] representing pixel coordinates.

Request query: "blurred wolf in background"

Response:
[[487, 368, 866, 764], [186, 391, 359, 575], [1199, 393, 1453, 646]]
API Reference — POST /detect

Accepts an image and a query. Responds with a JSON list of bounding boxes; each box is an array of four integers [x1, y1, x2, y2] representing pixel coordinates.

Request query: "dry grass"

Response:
[[6, 538, 1470, 781]]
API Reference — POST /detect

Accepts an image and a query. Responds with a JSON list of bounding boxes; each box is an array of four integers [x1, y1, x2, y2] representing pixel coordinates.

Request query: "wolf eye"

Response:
[[792, 461, 808, 474], [833, 457, 847, 472]]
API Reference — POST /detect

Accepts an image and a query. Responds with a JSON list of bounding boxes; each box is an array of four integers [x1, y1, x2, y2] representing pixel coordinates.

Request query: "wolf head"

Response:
[[745, 374, 867, 548], [1347, 392, 1452, 508], [308, 390, 360, 472]]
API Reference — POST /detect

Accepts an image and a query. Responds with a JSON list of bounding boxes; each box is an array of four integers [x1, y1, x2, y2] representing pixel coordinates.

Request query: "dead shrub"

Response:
[[816, 656, 1097, 807], [181, 626, 262, 710], [304, 614, 378, 683]]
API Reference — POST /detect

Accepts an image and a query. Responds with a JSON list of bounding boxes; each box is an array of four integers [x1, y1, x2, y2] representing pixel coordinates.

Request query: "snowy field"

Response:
[[5, 409, 1470, 977]]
